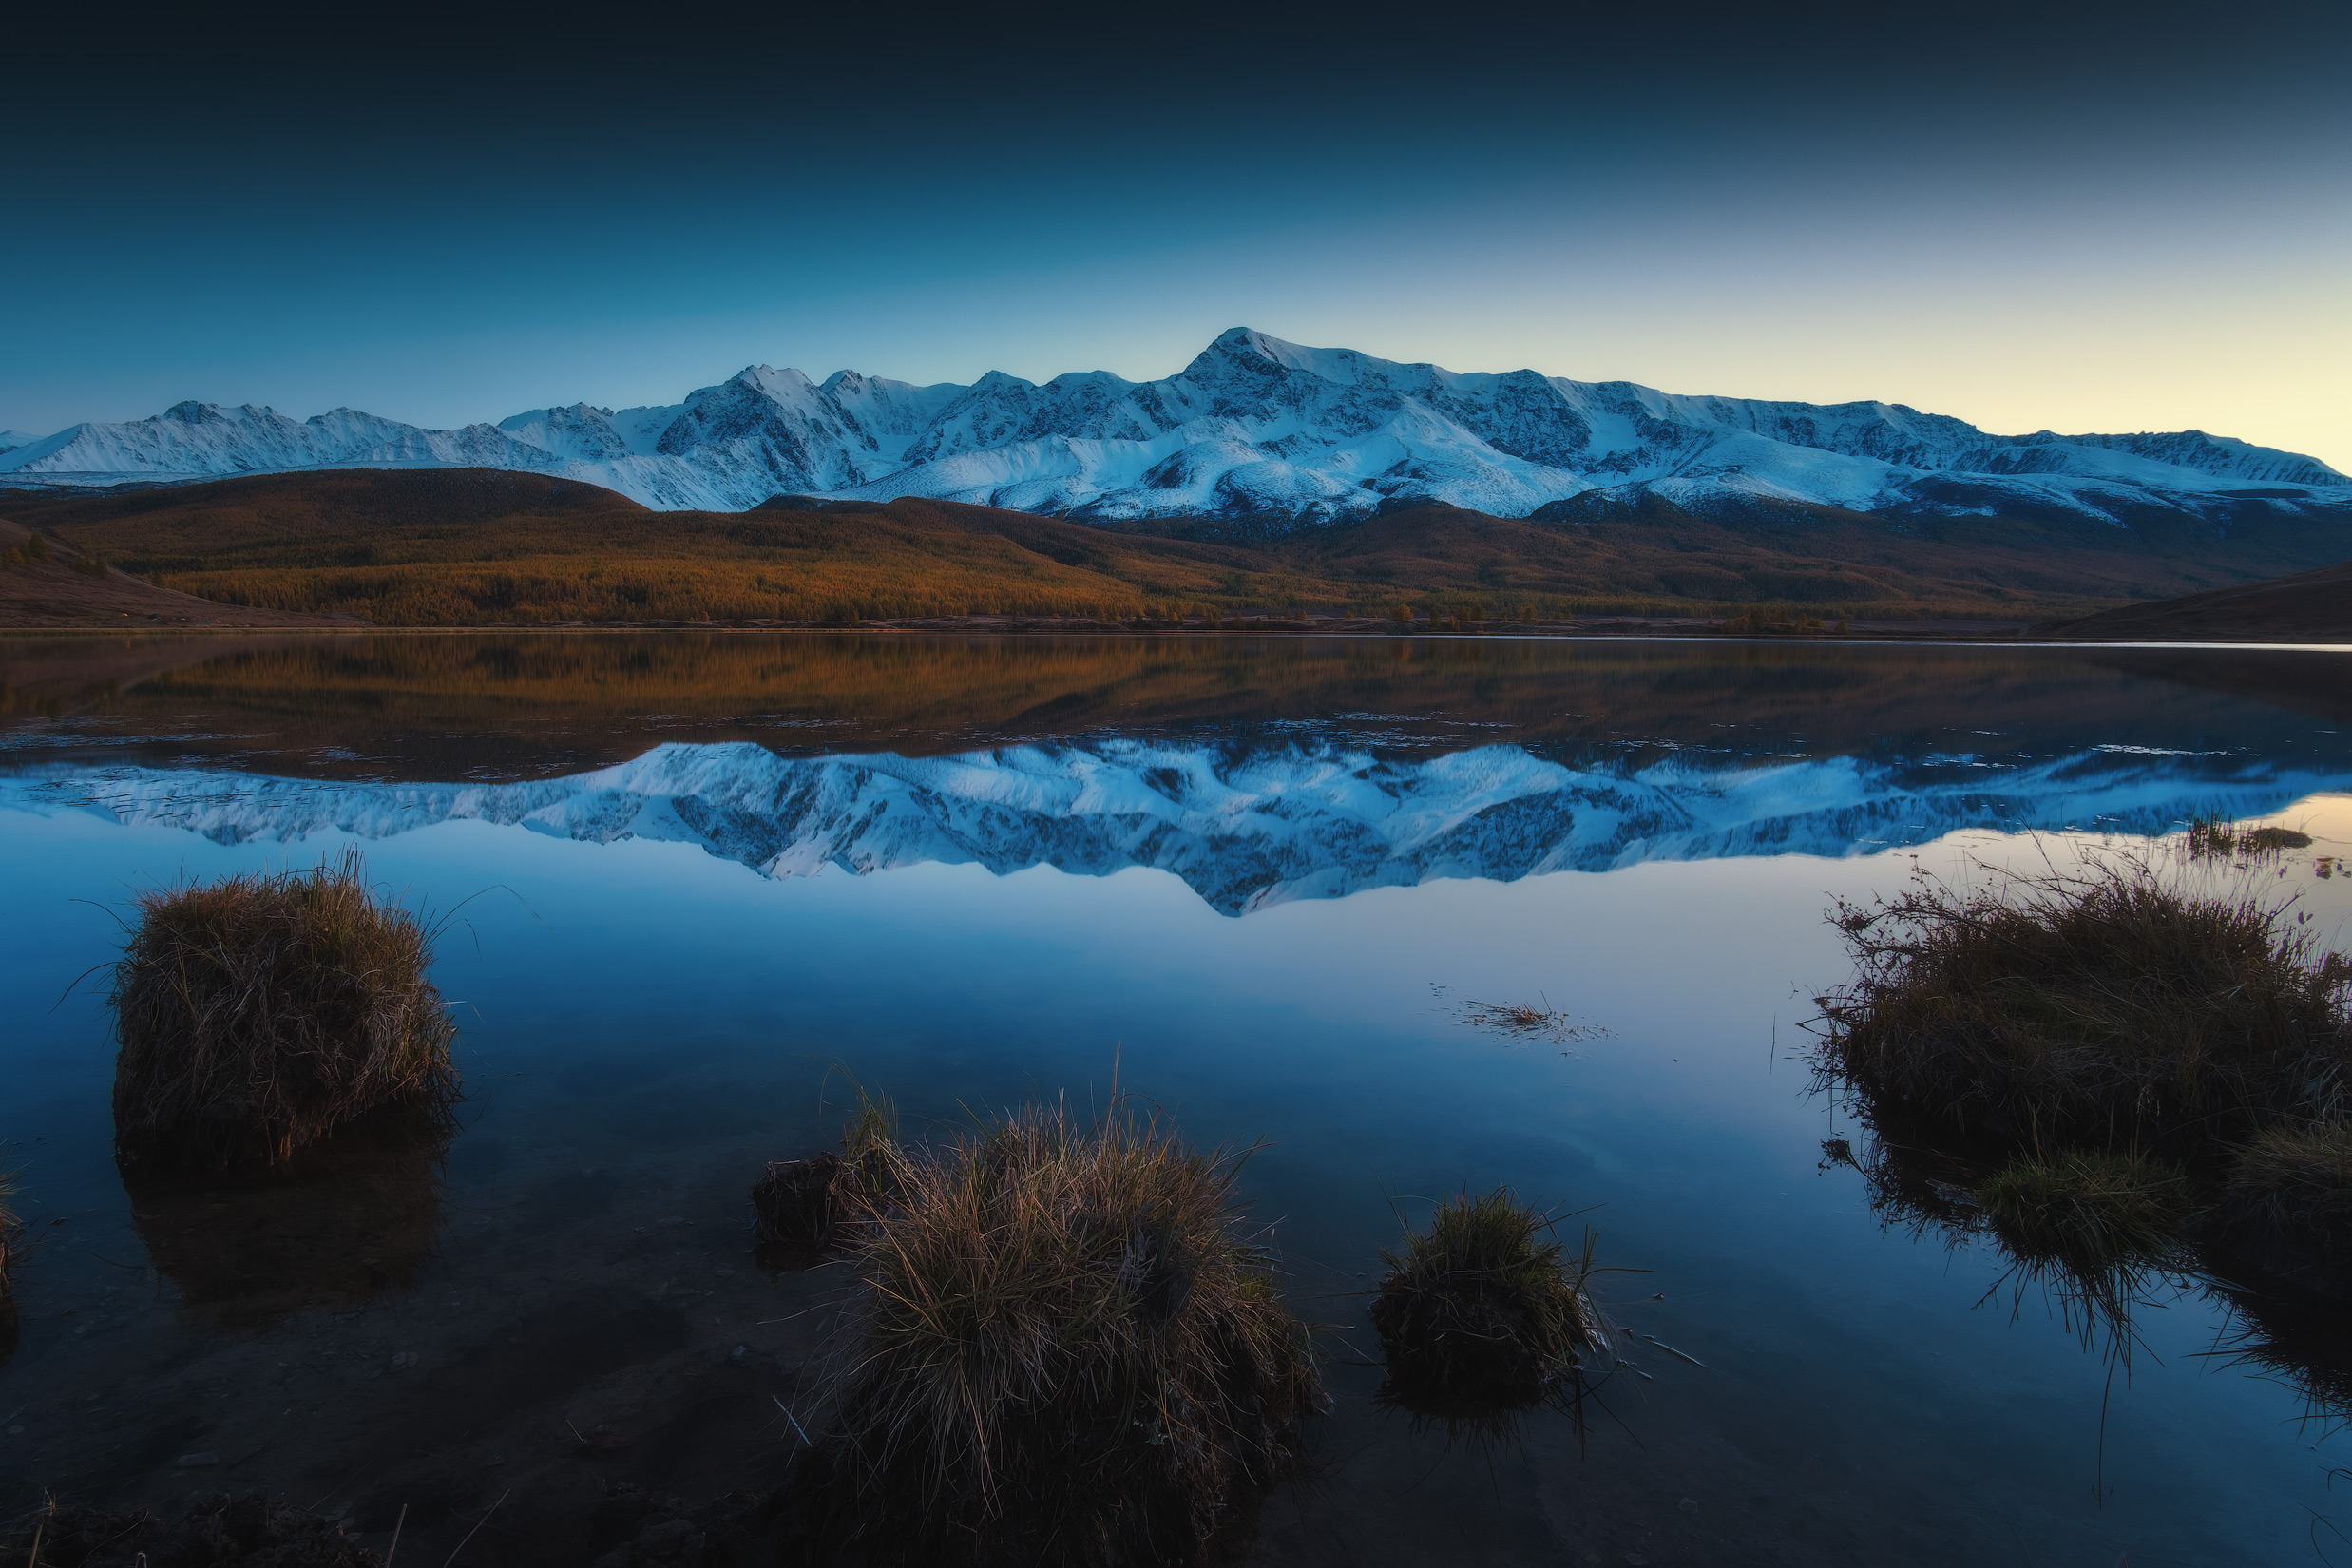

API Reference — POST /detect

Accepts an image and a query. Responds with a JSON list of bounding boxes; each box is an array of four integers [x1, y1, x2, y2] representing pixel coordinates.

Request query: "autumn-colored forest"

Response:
[[9, 468, 2343, 629]]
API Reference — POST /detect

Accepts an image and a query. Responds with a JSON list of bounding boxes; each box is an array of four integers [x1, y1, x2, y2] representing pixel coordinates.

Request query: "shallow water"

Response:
[[4, 632, 2350, 1565]]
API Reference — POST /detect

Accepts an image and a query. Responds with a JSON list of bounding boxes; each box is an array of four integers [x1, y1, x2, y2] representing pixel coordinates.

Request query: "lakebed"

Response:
[[3, 632, 2350, 1566]]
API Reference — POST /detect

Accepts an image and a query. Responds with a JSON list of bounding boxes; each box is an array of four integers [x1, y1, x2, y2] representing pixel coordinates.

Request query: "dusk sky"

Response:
[[9, 0, 2347, 468]]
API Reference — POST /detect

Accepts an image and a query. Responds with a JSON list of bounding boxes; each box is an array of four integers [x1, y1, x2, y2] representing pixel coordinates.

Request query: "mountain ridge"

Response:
[[6, 329, 2343, 532]]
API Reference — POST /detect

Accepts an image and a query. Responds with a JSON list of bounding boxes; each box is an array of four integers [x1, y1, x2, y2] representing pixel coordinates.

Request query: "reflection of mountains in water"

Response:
[[14, 739, 2345, 913]]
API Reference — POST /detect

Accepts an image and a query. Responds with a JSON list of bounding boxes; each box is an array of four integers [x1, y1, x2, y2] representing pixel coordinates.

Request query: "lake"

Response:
[[3, 631, 2349, 1566]]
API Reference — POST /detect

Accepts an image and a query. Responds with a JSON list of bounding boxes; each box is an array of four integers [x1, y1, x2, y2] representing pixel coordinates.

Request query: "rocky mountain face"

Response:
[[11, 736, 2338, 915], [5, 330, 2344, 531]]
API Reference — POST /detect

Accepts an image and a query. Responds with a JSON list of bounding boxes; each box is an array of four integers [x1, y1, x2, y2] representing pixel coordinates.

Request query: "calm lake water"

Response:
[[4, 632, 2350, 1566]]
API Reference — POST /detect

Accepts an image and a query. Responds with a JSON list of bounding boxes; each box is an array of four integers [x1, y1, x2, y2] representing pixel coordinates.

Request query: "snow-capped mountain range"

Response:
[[8, 736, 2335, 914], [4, 330, 2344, 529]]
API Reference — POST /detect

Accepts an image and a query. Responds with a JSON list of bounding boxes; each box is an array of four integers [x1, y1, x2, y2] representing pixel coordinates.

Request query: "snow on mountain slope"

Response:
[[4, 329, 2344, 529], [8, 736, 2338, 915], [3, 399, 561, 480], [0, 430, 37, 456], [494, 404, 641, 462]]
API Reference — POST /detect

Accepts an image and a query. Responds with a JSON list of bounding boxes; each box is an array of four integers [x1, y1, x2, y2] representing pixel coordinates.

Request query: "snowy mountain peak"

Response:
[[1193, 326, 1397, 389], [736, 364, 815, 396], [4, 331, 2345, 528]]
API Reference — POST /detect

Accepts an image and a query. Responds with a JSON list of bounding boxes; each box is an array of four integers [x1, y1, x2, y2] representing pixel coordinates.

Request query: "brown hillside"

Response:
[[2036, 559, 2352, 642], [4, 468, 2347, 628], [0, 515, 355, 629], [1, 467, 644, 539], [1300, 501, 2347, 614]]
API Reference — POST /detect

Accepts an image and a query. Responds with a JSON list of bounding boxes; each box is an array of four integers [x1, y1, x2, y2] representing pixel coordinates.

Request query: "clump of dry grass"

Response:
[[2185, 817, 2239, 860], [1818, 862, 2351, 1151], [1369, 1188, 1605, 1414], [2188, 817, 2316, 861], [783, 1101, 1320, 1568], [1456, 995, 1608, 1047], [108, 850, 460, 1173], [2222, 1122, 2352, 1293], [1979, 1149, 2189, 1271]]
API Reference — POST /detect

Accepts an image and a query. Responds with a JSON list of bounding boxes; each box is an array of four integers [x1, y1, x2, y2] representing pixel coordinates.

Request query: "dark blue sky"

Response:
[[8, 0, 2347, 466]]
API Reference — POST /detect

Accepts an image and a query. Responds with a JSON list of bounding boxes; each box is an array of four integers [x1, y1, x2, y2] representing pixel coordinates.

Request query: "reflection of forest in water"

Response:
[[5, 632, 2351, 783]]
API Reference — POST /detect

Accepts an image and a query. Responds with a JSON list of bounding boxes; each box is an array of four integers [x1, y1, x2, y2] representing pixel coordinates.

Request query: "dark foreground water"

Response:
[[4, 632, 2351, 1566]]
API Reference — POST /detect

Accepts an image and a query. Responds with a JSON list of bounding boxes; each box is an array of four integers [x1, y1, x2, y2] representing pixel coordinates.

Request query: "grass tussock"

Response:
[[109, 850, 460, 1173], [2189, 817, 2317, 861], [1978, 1149, 2189, 1271], [785, 1100, 1320, 1568], [1369, 1188, 1603, 1413], [2223, 1123, 2352, 1291], [1820, 853, 2352, 1358], [1819, 862, 2351, 1151]]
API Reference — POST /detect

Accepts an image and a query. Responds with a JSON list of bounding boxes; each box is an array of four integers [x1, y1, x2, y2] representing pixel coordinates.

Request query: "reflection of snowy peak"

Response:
[[10, 739, 2339, 915], [4, 330, 2343, 529]]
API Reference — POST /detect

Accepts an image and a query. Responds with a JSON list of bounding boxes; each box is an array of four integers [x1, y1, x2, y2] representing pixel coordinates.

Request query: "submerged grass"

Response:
[[0, 1158, 19, 1355], [1818, 859, 2352, 1152], [753, 1084, 901, 1249], [785, 1100, 1320, 1568], [108, 850, 460, 1174], [1369, 1188, 1604, 1414], [1454, 995, 1609, 1048], [752, 1153, 855, 1248]]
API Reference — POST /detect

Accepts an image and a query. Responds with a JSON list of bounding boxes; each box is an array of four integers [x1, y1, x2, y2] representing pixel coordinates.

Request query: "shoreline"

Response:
[[9, 616, 2351, 649]]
